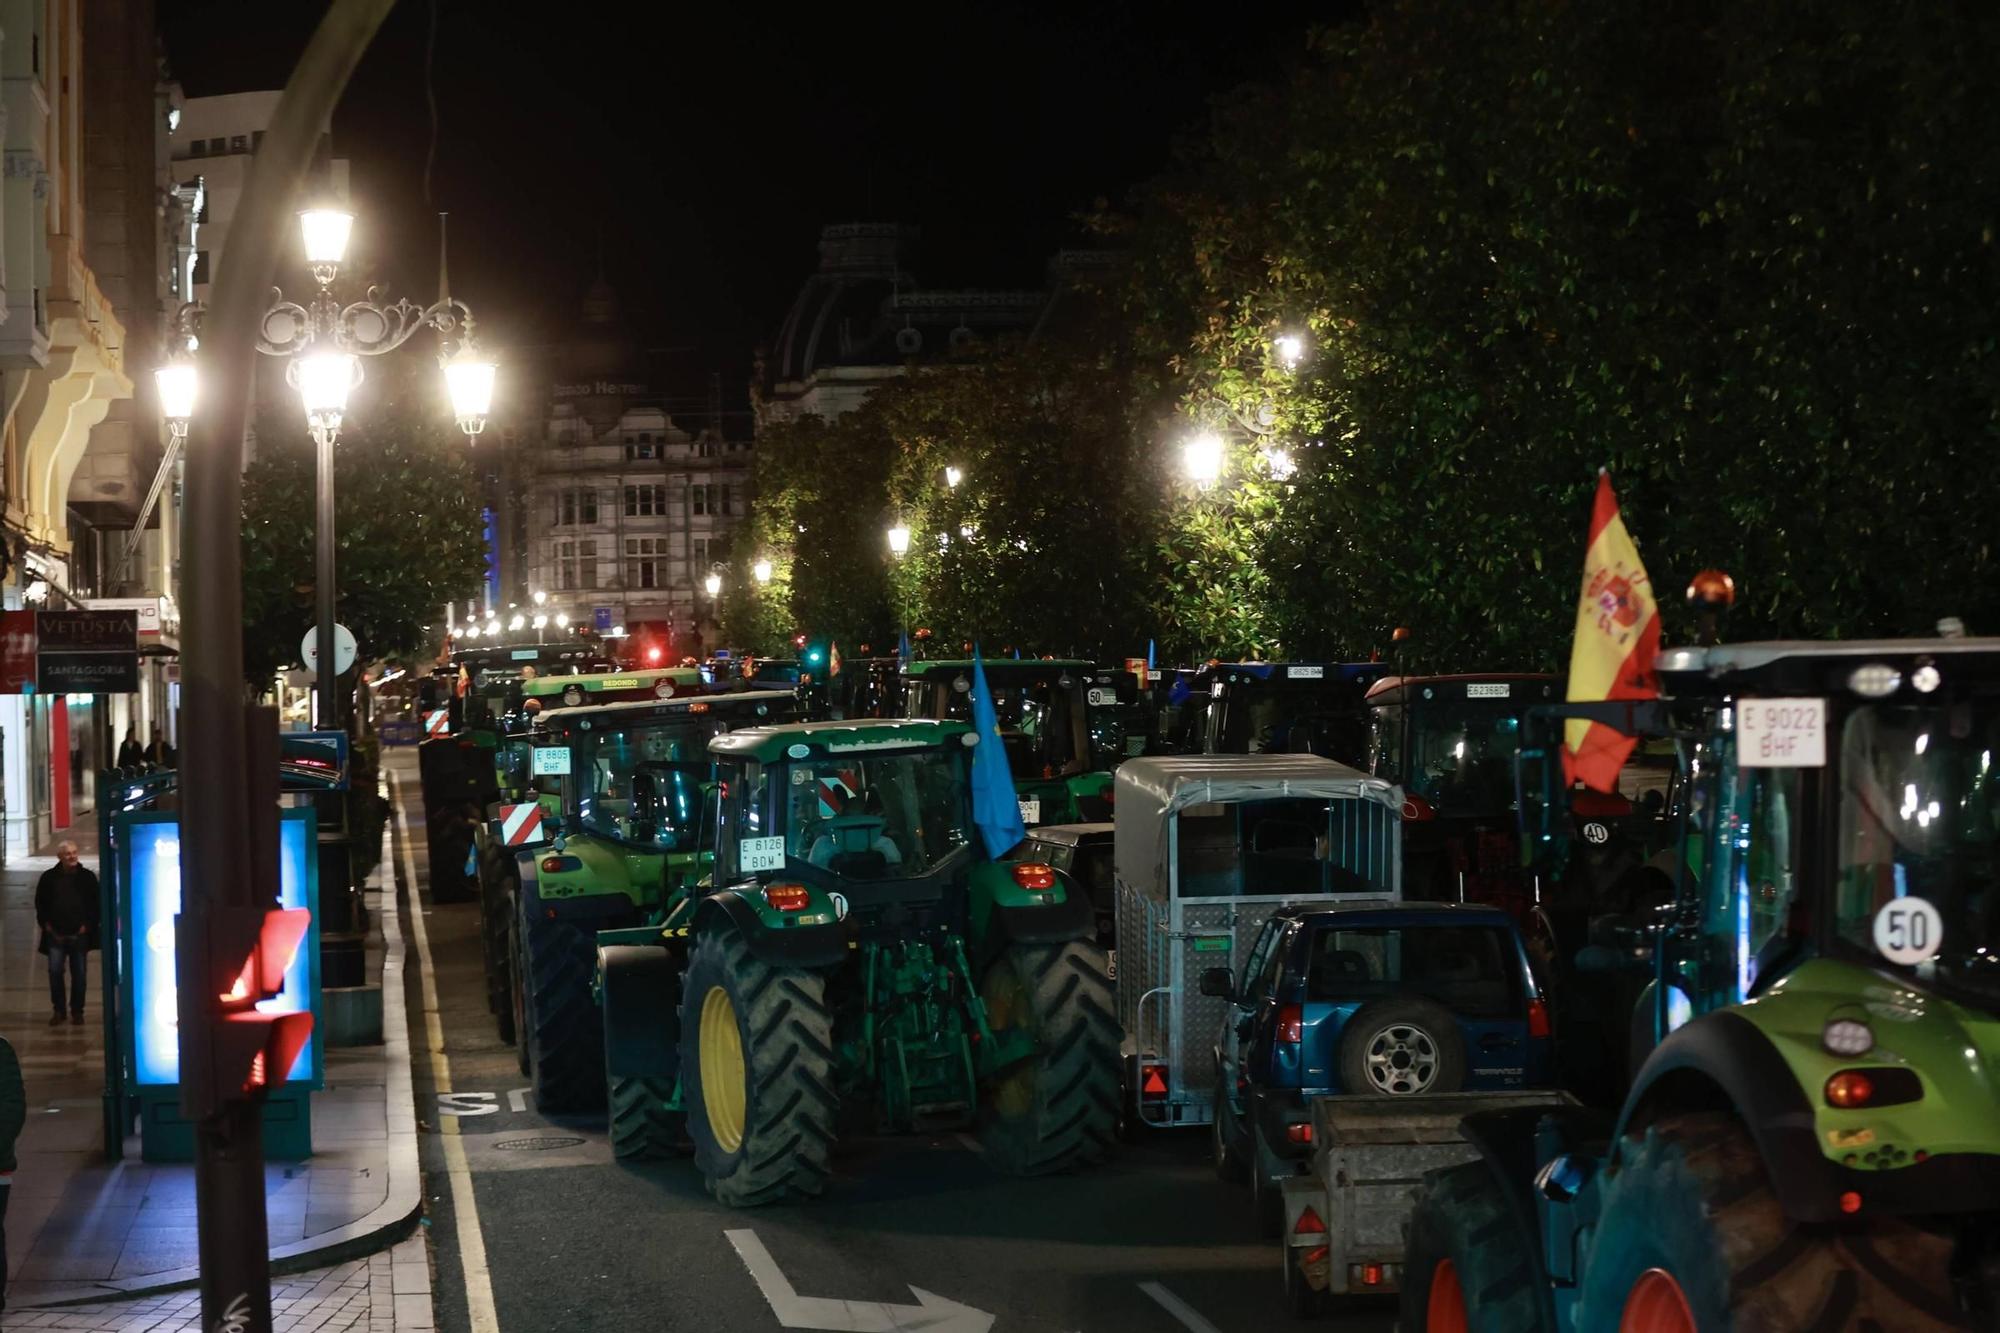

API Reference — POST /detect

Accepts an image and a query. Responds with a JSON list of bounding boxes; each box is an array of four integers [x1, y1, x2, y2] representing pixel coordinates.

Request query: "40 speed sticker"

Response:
[[1873, 896, 1944, 966]]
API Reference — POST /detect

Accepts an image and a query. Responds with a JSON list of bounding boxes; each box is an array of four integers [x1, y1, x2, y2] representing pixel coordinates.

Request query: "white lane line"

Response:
[[1137, 1281, 1224, 1333], [391, 767, 501, 1333]]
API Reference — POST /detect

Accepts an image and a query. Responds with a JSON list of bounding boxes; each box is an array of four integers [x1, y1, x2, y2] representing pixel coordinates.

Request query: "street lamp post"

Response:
[[256, 206, 495, 731], [886, 523, 911, 650]]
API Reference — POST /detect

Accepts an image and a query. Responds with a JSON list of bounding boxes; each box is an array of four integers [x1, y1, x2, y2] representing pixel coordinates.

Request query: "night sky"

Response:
[[158, 1, 1335, 405]]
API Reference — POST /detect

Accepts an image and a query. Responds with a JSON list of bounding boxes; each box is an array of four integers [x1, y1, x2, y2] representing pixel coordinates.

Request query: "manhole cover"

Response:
[[492, 1136, 583, 1152]]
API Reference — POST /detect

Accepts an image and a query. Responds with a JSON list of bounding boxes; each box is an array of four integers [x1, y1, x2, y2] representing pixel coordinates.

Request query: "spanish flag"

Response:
[[1563, 471, 1660, 793]]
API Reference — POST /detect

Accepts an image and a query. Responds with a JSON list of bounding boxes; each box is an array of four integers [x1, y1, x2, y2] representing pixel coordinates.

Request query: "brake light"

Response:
[[1527, 999, 1551, 1039], [1293, 1205, 1326, 1237], [1277, 1004, 1303, 1045], [1826, 1070, 1875, 1108], [763, 883, 811, 913], [1839, 1190, 1863, 1215], [1361, 1263, 1383, 1286], [1012, 862, 1057, 891], [1286, 1122, 1313, 1146], [540, 855, 580, 873]]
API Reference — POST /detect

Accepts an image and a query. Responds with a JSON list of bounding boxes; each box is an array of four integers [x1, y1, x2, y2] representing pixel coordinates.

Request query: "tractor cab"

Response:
[[520, 665, 703, 715], [900, 658, 1111, 826], [450, 642, 614, 731], [1082, 668, 1155, 769], [1199, 661, 1389, 764], [704, 720, 985, 914], [1365, 674, 1559, 915]]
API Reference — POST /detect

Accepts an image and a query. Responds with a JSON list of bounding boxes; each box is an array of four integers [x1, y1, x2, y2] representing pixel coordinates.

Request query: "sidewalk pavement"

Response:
[[0, 796, 429, 1326]]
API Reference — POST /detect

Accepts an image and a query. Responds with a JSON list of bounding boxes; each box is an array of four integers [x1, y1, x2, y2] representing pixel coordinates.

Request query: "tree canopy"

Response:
[[731, 1, 2000, 670]]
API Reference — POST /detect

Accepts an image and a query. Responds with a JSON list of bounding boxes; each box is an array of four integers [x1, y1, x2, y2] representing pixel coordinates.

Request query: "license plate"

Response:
[[1191, 935, 1231, 953], [1018, 799, 1041, 825]]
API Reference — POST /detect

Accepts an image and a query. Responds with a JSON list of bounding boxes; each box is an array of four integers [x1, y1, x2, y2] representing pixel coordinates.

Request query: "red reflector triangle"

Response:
[[1142, 1068, 1167, 1095]]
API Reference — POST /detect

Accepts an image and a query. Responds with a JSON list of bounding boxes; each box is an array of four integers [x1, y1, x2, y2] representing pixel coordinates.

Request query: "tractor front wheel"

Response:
[[516, 901, 606, 1114], [977, 941, 1118, 1176], [1400, 1160, 1549, 1332], [1573, 1111, 1968, 1332], [679, 929, 836, 1206]]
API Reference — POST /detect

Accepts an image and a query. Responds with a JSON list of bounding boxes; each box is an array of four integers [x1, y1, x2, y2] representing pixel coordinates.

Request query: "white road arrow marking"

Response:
[[726, 1229, 996, 1332], [1137, 1282, 1223, 1333]]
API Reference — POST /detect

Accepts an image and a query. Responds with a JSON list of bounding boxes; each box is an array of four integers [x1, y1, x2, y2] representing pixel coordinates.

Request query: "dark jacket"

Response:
[[35, 863, 101, 953], [0, 1037, 21, 1173]]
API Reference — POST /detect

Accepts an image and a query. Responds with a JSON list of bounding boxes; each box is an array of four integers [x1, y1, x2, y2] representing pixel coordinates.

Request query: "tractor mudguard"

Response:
[[598, 943, 681, 1080], [692, 890, 847, 968], [1627, 1010, 2000, 1222], [989, 893, 1094, 948], [517, 852, 641, 928], [1620, 1010, 1835, 1220], [965, 860, 1094, 972]]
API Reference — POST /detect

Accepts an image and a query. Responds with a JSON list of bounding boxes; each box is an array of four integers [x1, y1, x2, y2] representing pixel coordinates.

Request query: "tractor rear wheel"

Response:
[[1400, 1160, 1550, 1332], [679, 929, 836, 1206], [516, 899, 606, 1114], [480, 846, 517, 1043], [977, 941, 1118, 1176], [1573, 1111, 1969, 1332]]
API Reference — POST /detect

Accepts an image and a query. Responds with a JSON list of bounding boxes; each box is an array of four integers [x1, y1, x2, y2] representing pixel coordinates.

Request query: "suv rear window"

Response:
[[1304, 923, 1523, 1018]]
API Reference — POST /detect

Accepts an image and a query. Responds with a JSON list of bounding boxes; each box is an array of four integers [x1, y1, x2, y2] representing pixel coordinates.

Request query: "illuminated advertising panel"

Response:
[[125, 810, 320, 1088]]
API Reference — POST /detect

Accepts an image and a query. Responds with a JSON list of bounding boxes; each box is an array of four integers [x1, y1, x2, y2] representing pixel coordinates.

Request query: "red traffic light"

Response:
[[644, 646, 664, 664]]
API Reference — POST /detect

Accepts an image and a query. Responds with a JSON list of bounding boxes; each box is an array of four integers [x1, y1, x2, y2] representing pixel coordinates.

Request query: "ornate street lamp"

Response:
[[886, 524, 912, 557], [1182, 433, 1225, 488], [752, 559, 773, 585]]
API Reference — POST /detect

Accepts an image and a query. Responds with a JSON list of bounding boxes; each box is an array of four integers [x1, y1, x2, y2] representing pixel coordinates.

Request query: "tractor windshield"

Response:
[[1833, 698, 2000, 1005], [1406, 703, 1525, 817], [782, 749, 974, 879], [1210, 684, 1368, 759], [576, 725, 712, 851], [935, 676, 1084, 782]]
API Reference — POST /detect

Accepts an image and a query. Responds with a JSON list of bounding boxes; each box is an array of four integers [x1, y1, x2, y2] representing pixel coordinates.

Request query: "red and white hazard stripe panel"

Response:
[[424, 709, 450, 737], [499, 802, 545, 846]]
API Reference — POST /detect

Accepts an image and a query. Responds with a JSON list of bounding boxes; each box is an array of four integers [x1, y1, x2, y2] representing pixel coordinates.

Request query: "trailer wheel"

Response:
[[1401, 1161, 1549, 1332], [1210, 1070, 1248, 1184], [517, 900, 607, 1113], [1574, 1112, 1968, 1333], [679, 928, 836, 1206], [1336, 998, 1465, 1097], [976, 941, 1118, 1176]]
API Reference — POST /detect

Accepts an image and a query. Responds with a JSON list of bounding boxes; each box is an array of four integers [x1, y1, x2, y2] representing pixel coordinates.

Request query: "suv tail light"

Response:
[[1527, 999, 1551, 1039], [1277, 1003, 1303, 1045], [1285, 1122, 1313, 1146]]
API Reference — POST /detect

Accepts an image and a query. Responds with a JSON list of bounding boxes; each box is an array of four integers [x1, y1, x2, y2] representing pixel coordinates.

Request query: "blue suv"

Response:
[[1203, 902, 1553, 1232]]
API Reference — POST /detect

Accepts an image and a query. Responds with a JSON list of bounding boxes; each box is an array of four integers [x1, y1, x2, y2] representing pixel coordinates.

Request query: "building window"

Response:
[[555, 488, 598, 526], [230, 135, 248, 153], [625, 438, 656, 461], [623, 484, 666, 516], [699, 439, 716, 458], [187, 140, 207, 159], [557, 539, 598, 591], [692, 538, 709, 567], [690, 484, 708, 516], [720, 484, 734, 516], [625, 538, 660, 590], [206, 137, 226, 155], [191, 251, 211, 285]]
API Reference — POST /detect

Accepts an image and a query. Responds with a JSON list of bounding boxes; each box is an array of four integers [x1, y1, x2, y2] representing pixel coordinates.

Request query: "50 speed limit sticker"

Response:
[[1873, 896, 1944, 966]]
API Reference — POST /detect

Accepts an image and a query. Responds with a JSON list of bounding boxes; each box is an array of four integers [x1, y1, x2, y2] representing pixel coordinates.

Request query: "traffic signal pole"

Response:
[[176, 4, 397, 1329]]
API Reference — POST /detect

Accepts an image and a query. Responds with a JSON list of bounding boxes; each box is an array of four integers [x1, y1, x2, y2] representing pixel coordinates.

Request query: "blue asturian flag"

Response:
[[1147, 638, 1156, 671], [899, 630, 914, 666], [968, 644, 1024, 860]]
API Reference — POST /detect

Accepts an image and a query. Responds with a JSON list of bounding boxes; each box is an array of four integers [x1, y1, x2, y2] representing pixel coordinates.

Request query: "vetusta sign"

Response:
[[1, 609, 143, 694]]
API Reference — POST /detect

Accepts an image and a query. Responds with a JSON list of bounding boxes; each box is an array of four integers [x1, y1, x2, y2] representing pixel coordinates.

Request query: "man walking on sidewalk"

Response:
[[35, 842, 99, 1026], [0, 1033, 20, 1310]]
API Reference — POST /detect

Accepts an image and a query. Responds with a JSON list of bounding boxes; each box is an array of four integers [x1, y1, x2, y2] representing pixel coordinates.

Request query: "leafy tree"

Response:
[[241, 392, 486, 685]]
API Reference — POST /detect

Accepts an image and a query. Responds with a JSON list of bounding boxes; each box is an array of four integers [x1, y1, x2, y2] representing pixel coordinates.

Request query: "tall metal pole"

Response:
[[177, 4, 398, 1330], [315, 427, 338, 727]]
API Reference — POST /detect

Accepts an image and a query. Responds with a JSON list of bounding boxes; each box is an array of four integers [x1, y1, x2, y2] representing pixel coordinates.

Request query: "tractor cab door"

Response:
[[1653, 730, 1811, 1041]]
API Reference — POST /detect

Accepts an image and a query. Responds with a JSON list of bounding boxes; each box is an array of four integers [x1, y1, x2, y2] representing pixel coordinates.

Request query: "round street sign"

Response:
[[302, 623, 358, 677]]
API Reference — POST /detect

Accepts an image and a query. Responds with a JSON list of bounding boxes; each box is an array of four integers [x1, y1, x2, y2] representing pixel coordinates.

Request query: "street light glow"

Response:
[[296, 350, 357, 431], [154, 361, 197, 424], [508, 613, 526, 631], [298, 206, 355, 267], [944, 465, 963, 488], [887, 524, 912, 556], [554, 613, 569, 628], [704, 572, 722, 597], [443, 346, 497, 436], [752, 559, 773, 584], [1183, 432, 1225, 485], [1274, 332, 1307, 369], [532, 590, 547, 606], [532, 614, 548, 630], [1265, 447, 1297, 481]]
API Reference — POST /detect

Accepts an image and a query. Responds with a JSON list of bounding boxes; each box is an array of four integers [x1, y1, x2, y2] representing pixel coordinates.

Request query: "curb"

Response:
[[17, 812, 425, 1307]]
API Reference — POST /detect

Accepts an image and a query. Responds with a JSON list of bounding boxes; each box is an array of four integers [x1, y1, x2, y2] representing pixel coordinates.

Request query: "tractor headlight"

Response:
[[1823, 1018, 1875, 1057], [1848, 664, 1901, 698]]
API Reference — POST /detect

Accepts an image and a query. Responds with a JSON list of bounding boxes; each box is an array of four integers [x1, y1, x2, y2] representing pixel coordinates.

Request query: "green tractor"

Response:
[[597, 717, 1119, 1203], [901, 659, 1125, 828], [480, 690, 798, 1112], [1396, 634, 2000, 1331]]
